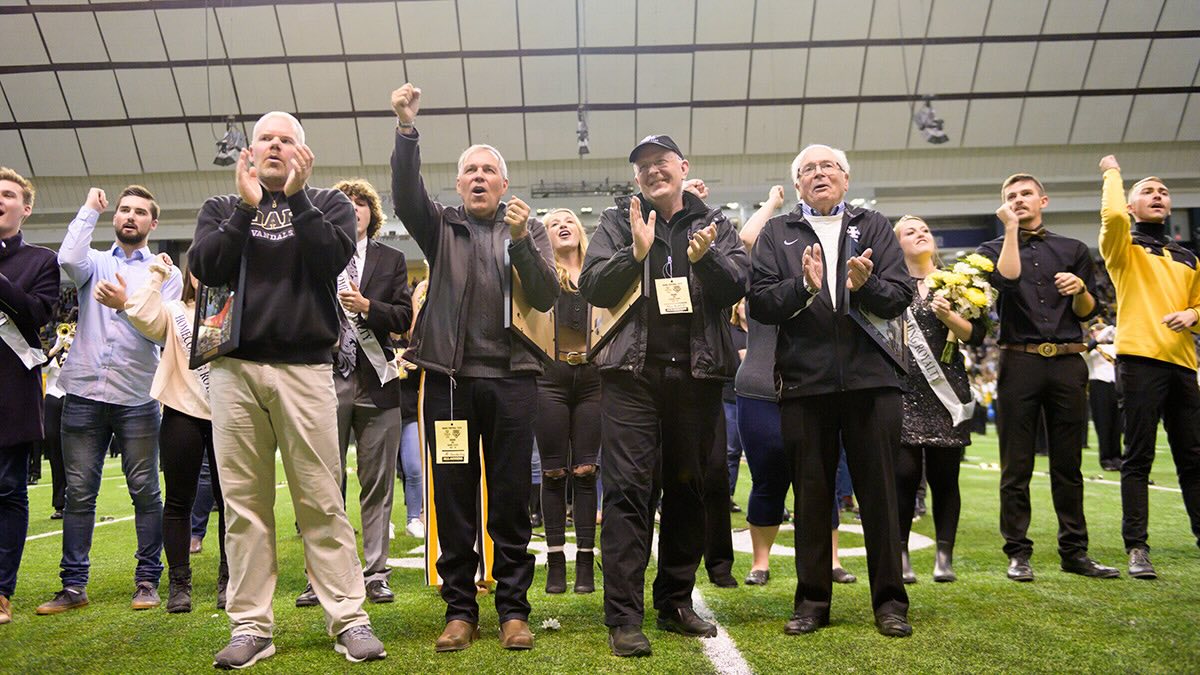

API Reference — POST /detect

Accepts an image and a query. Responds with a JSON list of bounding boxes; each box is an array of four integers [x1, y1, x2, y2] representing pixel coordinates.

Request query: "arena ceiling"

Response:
[[0, 0, 1198, 178]]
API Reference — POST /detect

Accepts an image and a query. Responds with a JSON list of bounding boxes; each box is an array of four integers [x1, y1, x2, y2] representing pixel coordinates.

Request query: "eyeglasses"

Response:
[[798, 161, 843, 177]]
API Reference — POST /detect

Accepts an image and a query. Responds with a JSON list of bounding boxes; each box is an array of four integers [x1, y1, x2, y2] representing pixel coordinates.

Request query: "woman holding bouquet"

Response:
[[892, 216, 988, 583]]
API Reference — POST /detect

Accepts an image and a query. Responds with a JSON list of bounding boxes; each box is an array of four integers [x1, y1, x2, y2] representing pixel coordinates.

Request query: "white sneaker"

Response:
[[406, 518, 424, 539]]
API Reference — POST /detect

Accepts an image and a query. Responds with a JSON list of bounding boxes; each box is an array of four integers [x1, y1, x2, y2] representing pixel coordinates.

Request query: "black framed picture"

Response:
[[189, 259, 246, 370]]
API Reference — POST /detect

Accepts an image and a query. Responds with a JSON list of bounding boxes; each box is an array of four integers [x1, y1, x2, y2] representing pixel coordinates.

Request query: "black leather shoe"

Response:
[[1007, 556, 1034, 582], [608, 625, 652, 657], [657, 607, 717, 638], [1061, 555, 1120, 578], [831, 567, 857, 584], [729, 498, 742, 513], [295, 583, 319, 607], [744, 569, 769, 586], [875, 613, 913, 638], [365, 579, 394, 603], [1128, 548, 1157, 579], [708, 572, 738, 588], [784, 615, 827, 635]]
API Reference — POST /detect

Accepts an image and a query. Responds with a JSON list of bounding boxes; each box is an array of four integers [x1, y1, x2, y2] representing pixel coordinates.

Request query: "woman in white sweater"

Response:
[[124, 253, 225, 613]]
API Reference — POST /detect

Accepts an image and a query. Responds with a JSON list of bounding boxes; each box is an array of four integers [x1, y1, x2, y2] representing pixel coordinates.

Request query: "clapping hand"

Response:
[[687, 224, 717, 263], [846, 248, 874, 291], [802, 244, 823, 293], [630, 196, 655, 262], [93, 273, 128, 310]]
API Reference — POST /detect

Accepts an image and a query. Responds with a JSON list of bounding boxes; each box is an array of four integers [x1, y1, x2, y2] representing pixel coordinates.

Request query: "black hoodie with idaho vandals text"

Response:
[[189, 186, 355, 364]]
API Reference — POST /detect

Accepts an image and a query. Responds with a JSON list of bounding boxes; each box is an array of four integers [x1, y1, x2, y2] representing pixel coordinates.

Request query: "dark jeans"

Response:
[[0, 442, 34, 597], [1116, 356, 1200, 551], [996, 351, 1090, 560], [599, 363, 722, 626], [782, 389, 908, 621], [704, 410, 734, 578], [43, 394, 66, 511], [536, 360, 601, 551], [724, 401, 742, 494], [59, 395, 163, 588], [190, 454, 214, 539], [423, 372, 536, 624], [896, 445, 962, 549], [1089, 379, 1122, 468], [160, 406, 226, 573]]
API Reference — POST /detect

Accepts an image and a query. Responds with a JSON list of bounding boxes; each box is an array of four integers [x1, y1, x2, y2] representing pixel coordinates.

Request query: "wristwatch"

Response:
[[803, 277, 819, 296]]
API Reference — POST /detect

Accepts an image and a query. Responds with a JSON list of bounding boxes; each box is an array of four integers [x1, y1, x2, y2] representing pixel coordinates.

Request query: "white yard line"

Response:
[[962, 462, 1183, 493], [26, 515, 136, 541], [691, 588, 753, 675]]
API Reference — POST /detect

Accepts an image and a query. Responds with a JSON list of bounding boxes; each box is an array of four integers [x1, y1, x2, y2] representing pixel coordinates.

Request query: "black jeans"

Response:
[[599, 362, 722, 627], [996, 350, 1090, 560], [896, 445, 962, 549], [0, 442, 34, 597], [1089, 379, 1122, 468], [160, 406, 226, 573], [1116, 356, 1200, 551], [782, 389, 908, 621], [43, 394, 66, 512], [535, 360, 601, 551], [423, 371, 536, 624]]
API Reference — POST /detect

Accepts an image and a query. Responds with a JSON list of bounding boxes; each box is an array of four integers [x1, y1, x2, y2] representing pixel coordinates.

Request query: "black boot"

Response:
[[933, 543, 957, 582], [166, 566, 192, 614], [545, 551, 567, 594], [574, 551, 595, 594], [901, 550, 917, 584], [216, 560, 229, 610]]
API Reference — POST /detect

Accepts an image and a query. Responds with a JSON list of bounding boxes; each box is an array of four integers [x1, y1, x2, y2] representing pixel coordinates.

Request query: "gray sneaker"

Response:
[[335, 625, 387, 662], [213, 634, 275, 670], [131, 581, 160, 610]]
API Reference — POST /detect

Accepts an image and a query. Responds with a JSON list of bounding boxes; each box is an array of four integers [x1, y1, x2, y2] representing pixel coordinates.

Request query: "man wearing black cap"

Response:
[[579, 135, 749, 657]]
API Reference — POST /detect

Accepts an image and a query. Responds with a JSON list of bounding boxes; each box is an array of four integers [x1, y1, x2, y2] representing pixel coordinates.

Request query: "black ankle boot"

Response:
[[574, 551, 595, 594], [933, 543, 957, 582], [545, 551, 567, 594], [166, 566, 192, 614], [529, 489, 543, 528], [216, 560, 229, 610]]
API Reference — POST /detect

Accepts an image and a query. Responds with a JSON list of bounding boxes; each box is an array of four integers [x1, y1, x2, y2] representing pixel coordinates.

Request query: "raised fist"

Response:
[[391, 84, 422, 125], [85, 188, 108, 213]]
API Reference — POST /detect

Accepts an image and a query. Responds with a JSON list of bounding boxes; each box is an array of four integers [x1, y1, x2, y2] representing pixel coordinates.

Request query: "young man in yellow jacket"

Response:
[[1098, 154, 1200, 579]]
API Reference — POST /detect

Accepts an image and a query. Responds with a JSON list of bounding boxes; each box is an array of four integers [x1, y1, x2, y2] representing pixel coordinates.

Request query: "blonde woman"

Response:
[[892, 216, 985, 583], [123, 253, 227, 612], [536, 208, 600, 594]]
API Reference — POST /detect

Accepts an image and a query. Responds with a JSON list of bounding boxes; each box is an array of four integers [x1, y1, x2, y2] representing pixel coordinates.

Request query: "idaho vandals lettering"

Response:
[[249, 207, 294, 242]]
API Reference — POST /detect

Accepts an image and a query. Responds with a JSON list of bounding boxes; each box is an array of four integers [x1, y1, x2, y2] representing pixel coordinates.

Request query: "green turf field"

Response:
[[5, 426, 1199, 673]]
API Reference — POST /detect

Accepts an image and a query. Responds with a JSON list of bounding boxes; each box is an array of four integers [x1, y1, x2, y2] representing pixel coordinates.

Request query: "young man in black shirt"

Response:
[[977, 173, 1120, 582]]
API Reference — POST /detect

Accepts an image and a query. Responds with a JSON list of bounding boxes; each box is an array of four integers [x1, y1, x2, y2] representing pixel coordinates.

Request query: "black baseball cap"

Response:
[[628, 134, 685, 163]]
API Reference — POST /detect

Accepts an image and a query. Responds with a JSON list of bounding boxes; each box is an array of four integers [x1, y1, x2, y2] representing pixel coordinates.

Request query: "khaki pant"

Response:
[[210, 358, 369, 638]]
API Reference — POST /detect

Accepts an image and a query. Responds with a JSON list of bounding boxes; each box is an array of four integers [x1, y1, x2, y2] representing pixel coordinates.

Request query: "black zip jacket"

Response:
[[190, 186, 355, 364], [390, 128, 558, 376], [748, 205, 913, 397], [578, 191, 749, 380]]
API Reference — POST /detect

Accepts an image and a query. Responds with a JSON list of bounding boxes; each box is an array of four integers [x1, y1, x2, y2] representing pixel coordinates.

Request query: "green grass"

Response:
[[6, 426, 1200, 673]]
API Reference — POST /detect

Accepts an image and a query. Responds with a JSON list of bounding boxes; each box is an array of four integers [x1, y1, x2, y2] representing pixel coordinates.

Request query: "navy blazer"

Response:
[[0, 232, 60, 446]]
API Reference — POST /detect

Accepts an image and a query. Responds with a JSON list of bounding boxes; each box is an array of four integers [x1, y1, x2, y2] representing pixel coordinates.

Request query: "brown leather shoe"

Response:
[[435, 620, 479, 652], [499, 619, 534, 650]]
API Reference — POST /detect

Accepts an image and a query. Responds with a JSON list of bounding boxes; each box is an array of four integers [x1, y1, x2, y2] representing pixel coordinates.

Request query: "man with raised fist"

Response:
[[190, 111, 385, 668], [39, 183, 179, 617], [1098, 155, 1200, 578], [579, 134, 748, 657], [389, 83, 558, 653]]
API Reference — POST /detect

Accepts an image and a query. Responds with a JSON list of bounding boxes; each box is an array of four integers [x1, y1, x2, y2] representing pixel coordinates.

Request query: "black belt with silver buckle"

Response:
[[1001, 342, 1088, 358], [558, 351, 588, 365]]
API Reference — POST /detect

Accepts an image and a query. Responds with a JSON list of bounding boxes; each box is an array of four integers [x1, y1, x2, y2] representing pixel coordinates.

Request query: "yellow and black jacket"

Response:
[[1099, 168, 1200, 370]]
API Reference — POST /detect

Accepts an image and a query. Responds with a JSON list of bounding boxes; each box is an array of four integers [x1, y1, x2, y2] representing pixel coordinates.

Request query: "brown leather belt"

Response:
[[1001, 342, 1088, 358], [557, 351, 588, 365]]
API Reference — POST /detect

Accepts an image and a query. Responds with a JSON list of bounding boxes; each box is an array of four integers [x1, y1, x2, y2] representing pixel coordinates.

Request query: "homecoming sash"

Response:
[[169, 301, 210, 393], [337, 271, 398, 385], [0, 310, 46, 370], [905, 309, 975, 426]]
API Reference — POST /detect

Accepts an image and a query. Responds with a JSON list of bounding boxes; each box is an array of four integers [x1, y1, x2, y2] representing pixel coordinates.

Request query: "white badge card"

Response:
[[435, 420, 470, 464], [655, 277, 693, 315]]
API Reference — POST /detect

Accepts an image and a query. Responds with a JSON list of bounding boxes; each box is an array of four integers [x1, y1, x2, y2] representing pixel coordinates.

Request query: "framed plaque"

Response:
[[189, 259, 247, 370]]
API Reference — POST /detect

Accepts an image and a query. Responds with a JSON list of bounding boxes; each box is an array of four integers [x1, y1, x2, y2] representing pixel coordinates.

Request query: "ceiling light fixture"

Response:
[[213, 116, 246, 166]]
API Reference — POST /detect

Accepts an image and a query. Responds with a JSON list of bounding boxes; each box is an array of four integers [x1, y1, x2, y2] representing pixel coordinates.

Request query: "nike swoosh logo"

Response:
[[784, 238, 800, 246]]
